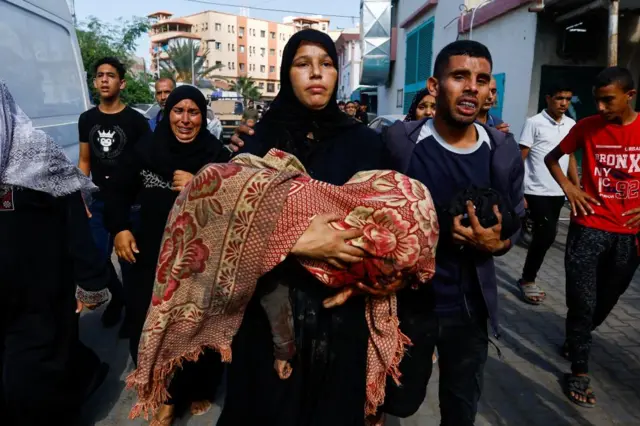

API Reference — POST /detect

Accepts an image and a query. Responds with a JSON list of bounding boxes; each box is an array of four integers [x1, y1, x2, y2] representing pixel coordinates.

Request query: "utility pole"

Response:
[[191, 42, 196, 86], [609, 0, 619, 66]]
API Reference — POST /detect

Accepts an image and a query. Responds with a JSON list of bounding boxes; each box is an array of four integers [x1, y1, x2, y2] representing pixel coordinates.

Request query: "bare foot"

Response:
[[190, 400, 212, 416], [274, 359, 293, 379], [150, 404, 174, 426]]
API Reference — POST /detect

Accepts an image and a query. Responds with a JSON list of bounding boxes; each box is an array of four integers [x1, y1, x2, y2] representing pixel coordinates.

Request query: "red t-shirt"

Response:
[[559, 114, 640, 234]]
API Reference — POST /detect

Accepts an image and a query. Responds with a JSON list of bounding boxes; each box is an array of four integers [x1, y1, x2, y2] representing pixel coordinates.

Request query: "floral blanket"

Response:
[[126, 149, 439, 418]]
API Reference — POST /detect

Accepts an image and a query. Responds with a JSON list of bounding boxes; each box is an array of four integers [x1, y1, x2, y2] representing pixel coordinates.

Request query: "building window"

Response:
[[269, 66, 275, 73], [239, 45, 245, 53], [260, 47, 266, 56], [260, 65, 266, 73], [404, 18, 434, 114], [259, 82, 265, 89], [270, 31, 276, 39], [252, 28, 256, 36], [215, 42, 222, 51], [232, 25, 235, 33], [269, 49, 275, 56], [260, 30, 266, 38], [239, 27, 244, 37], [322, 24, 326, 31], [232, 44, 235, 52], [267, 83, 275, 92], [396, 89, 403, 108], [215, 23, 221, 31], [228, 25, 231, 32], [240, 63, 245, 72], [228, 43, 231, 51], [216, 60, 223, 67]]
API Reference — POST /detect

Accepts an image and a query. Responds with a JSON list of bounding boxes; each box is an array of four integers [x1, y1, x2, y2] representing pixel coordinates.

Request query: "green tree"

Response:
[[230, 76, 261, 107], [76, 16, 153, 104], [160, 40, 225, 84]]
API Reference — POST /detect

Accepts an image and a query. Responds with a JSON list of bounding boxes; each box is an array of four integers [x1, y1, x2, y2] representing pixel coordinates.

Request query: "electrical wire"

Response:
[[185, 0, 358, 19]]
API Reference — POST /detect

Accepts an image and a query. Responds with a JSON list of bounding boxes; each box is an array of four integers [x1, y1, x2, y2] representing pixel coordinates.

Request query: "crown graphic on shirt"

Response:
[[98, 129, 116, 139]]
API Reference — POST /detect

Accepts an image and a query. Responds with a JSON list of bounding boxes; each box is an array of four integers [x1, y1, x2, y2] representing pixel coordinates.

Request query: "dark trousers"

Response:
[[521, 195, 565, 282], [383, 289, 488, 426], [89, 199, 139, 308], [565, 223, 639, 374]]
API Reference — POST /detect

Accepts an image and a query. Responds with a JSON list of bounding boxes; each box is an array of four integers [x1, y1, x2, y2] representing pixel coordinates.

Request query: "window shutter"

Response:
[[405, 33, 418, 86], [417, 22, 434, 82], [404, 91, 416, 114]]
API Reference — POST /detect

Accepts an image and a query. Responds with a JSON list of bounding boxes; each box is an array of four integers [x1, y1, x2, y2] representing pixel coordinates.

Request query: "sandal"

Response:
[[150, 404, 174, 426], [517, 279, 546, 305], [190, 400, 212, 416], [564, 374, 596, 408]]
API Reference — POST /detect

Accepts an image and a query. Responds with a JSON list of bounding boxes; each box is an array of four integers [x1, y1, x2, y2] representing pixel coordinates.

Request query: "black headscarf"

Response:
[[259, 29, 359, 153], [404, 88, 432, 122], [146, 85, 227, 180]]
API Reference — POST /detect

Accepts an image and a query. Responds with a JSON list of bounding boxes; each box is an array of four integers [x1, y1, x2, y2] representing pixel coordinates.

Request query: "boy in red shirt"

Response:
[[546, 66, 639, 408]]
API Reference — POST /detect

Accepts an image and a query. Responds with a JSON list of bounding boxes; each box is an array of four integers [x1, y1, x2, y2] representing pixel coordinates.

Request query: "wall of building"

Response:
[[188, 12, 239, 79], [460, 6, 538, 136], [377, 0, 437, 115]]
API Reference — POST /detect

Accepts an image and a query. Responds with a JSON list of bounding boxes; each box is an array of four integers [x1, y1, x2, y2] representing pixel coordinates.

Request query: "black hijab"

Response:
[[259, 29, 359, 153], [404, 88, 432, 122], [146, 85, 227, 180]]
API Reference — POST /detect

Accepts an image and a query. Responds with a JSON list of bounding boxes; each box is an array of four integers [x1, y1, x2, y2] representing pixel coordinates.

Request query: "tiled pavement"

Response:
[[83, 209, 640, 425]]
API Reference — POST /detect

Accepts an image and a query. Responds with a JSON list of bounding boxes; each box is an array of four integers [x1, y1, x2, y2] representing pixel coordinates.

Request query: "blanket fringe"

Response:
[[364, 320, 412, 417], [126, 344, 232, 420]]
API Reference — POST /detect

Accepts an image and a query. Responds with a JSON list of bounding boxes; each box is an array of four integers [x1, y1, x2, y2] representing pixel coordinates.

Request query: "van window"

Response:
[[0, 2, 86, 119]]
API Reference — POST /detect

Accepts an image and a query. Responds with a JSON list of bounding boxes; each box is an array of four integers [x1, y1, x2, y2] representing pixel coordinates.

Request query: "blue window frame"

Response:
[[403, 18, 435, 114], [490, 73, 506, 119]]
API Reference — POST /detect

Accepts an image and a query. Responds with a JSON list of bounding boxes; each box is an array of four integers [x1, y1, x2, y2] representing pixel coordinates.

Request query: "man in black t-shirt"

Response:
[[78, 57, 150, 332]]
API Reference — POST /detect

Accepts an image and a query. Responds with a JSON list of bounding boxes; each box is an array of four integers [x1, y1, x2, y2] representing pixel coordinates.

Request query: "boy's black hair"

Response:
[[338, 100, 346, 106], [93, 57, 126, 80], [594, 66, 636, 92], [545, 82, 573, 97], [433, 40, 493, 79]]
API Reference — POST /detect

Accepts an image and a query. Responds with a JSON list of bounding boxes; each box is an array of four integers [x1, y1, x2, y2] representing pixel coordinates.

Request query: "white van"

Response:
[[0, 0, 90, 163]]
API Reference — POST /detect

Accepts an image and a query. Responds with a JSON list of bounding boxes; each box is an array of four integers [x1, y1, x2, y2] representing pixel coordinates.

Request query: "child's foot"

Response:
[[564, 373, 596, 408], [274, 359, 293, 380], [190, 400, 212, 416]]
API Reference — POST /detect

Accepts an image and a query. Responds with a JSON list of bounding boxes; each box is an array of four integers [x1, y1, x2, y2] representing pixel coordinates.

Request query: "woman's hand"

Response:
[[291, 213, 366, 269], [114, 230, 139, 264], [323, 273, 408, 308], [173, 170, 194, 192]]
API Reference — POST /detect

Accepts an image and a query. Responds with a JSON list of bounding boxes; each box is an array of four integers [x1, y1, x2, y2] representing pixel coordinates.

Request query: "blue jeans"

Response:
[[89, 199, 140, 307]]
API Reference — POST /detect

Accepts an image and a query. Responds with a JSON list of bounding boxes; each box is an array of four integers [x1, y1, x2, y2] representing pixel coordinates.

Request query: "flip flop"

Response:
[[564, 374, 596, 408], [517, 279, 546, 305]]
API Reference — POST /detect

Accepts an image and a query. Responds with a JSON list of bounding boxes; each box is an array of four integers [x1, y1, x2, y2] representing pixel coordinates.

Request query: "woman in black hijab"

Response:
[[218, 29, 388, 426], [105, 85, 229, 424]]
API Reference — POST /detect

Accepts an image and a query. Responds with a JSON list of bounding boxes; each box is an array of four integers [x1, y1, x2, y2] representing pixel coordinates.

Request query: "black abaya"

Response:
[[104, 86, 230, 408], [219, 123, 385, 426], [0, 188, 110, 425]]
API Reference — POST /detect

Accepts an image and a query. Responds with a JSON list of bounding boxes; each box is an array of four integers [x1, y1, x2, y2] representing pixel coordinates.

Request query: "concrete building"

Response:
[[336, 27, 363, 101], [367, 0, 640, 136], [148, 11, 332, 99]]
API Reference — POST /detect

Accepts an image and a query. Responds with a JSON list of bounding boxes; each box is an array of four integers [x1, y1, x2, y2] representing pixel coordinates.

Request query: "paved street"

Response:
[[81, 209, 640, 426]]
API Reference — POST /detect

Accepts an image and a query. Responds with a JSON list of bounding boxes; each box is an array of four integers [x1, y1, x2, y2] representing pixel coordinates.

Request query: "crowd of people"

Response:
[[1, 26, 639, 426]]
